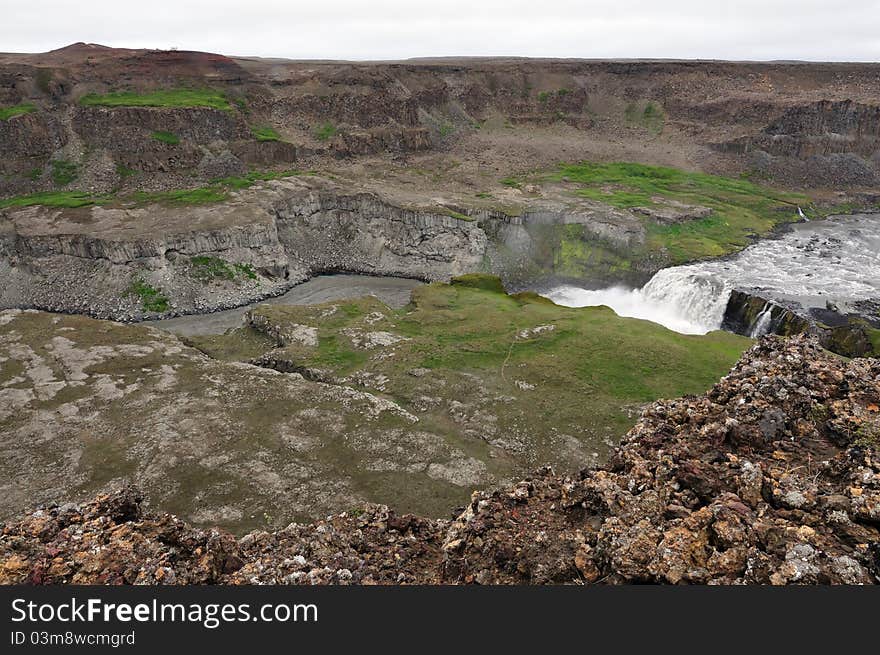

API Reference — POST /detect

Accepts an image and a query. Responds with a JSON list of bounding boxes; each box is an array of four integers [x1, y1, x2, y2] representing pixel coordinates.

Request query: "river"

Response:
[[150, 274, 424, 336], [544, 213, 880, 335]]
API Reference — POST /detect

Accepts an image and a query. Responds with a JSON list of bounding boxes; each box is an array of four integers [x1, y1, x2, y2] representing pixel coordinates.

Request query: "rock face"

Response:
[[3, 51, 880, 196], [719, 100, 880, 187], [0, 176, 655, 320], [2, 335, 877, 585], [723, 289, 880, 358]]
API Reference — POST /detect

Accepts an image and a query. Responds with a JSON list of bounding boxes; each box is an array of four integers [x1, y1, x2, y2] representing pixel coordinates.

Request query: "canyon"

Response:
[[1, 44, 879, 583]]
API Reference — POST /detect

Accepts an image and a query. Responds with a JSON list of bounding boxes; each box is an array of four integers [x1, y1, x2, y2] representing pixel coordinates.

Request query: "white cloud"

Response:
[[2, 0, 878, 61]]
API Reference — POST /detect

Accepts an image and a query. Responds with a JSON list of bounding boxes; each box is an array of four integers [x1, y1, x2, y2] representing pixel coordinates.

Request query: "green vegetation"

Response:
[[190, 256, 236, 281], [50, 160, 78, 186], [552, 161, 809, 263], [314, 122, 337, 141], [251, 125, 281, 142], [126, 279, 169, 313], [625, 101, 664, 134], [451, 273, 507, 294], [0, 103, 36, 120], [151, 130, 180, 145], [500, 176, 522, 189], [192, 276, 750, 453], [0, 168, 302, 210], [79, 89, 232, 111], [190, 256, 258, 282], [440, 208, 474, 221], [0, 191, 103, 209], [132, 187, 228, 205]]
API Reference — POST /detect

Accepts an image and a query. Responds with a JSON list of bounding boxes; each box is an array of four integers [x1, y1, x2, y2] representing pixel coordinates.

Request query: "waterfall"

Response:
[[640, 267, 731, 332], [544, 266, 731, 335], [541, 213, 879, 337], [749, 302, 775, 338]]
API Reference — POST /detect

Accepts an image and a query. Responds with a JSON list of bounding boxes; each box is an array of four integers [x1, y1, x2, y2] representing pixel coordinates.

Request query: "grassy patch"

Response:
[[0, 103, 36, 120], [151, 130, 180, 145], [126, 279, 169, 313], [0, 191, 103, 209], [79, 89, 232, 111], [132, 187, 228, 205], [50, 159, 78, 186], [451, 273, 507, 294], [314, 122, 337, 141], [0, 169, 302, 210], [190, 256, 236, 281], [189, 256, 258, 283], [440, 208, 474, 221], [234, 263, 257, 279], [500, 176, 522, 189], [208, 279, 750, 466], [552, 161, 809, 263], [251, 125, 281, 142]]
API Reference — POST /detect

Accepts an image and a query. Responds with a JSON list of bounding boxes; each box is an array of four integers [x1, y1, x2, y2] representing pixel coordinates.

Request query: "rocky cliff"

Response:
[[0, 176, 651, 319], [2, 335, 877, 585], [2, 47, 880, 196]]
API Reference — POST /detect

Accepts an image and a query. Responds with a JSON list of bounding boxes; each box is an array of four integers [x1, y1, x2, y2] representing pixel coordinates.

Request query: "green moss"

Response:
[[0, 191, 103, 209], [314, 122, 337, 141], [151, 130, 180, 144], [50, 159, 78, 186], [126, 279, 169, 313], [79, 89, 232, 111], [441, 208, 474, 221], [190, 256, 235, 281], [554, 226, 635, 277], [451, 274, 507, 294], [0, 103, 36, 120], [552, 161, 809, 264], [867, 328, 880, 355], [0, 169, 302, 210], [251, 125, 281, 142], [189, 256, 258, 282], [132, 187, 228, 205], [234, 262, 258, 280]]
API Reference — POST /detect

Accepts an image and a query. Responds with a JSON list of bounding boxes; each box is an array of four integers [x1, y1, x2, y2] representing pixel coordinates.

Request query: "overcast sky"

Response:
[[3, 0, 879, 61]]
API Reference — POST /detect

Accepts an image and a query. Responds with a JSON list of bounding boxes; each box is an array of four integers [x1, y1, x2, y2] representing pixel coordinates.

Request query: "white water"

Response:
[[544, 284, 718, 334], [749, 303, 775, 338], [544, 213, 880, 335]]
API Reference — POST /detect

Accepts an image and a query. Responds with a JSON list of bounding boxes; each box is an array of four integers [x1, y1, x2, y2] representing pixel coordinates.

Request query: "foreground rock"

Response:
[[1, 335, 877, 584]]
